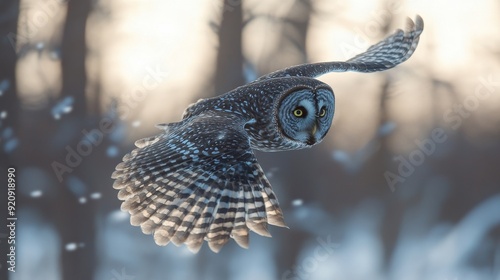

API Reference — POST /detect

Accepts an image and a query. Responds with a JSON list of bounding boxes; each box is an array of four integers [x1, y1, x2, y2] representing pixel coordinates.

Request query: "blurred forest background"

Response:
[[1, 0, 500, 279]]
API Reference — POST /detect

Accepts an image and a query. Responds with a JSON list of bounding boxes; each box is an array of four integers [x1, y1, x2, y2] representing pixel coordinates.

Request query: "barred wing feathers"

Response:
[[257, 15, 424, 80], [112, 113, 286, 253]]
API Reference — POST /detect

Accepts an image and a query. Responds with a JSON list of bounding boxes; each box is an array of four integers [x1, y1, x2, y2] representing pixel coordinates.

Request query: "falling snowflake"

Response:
[[51, 96, 74, 120], [377, 121, 397, 137], [36, 42, 44, 50], [131, 120, 141, 127], [64, 242, 85, 251], [65, 243, 78, 251], [292, 199, 304, 207], [30, 190, 43, 198], [90, 192, 102, 200], [107, 145, 119, 157], [2, 127, 18, 153]]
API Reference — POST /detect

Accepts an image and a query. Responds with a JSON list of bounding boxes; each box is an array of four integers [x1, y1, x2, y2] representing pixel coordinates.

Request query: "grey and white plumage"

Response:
[[112, 16, 423, 253]]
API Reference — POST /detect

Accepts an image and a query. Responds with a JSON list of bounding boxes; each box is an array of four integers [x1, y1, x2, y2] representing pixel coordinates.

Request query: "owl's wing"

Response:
[[256, 15, 423, 80], [111, 112, 286, 253]]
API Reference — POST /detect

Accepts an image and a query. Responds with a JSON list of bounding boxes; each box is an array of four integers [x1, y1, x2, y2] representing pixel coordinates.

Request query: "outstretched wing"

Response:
[[257, 15, 423, 80], [111, 112, 286, 253]]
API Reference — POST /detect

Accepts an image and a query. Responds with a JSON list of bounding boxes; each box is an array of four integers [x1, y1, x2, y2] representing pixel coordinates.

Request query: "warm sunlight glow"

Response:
[[16, 0, 67, 109]]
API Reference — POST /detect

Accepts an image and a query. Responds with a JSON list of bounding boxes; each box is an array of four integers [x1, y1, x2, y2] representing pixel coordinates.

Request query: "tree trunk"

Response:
[[59, 1, 96, 279], [213, 0, 245, 96]]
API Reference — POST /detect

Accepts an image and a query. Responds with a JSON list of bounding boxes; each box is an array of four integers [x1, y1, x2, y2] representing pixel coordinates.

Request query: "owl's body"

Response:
[[183, 77, 333, 152], [112, 16, 424, 253]]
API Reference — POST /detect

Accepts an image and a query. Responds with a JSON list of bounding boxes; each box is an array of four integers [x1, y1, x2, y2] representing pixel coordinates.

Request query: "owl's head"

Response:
[[276, 83, 335, 147]]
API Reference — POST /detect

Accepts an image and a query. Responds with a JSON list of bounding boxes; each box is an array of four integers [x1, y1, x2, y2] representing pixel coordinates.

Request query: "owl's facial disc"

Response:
[[278, 88, 335, 146]]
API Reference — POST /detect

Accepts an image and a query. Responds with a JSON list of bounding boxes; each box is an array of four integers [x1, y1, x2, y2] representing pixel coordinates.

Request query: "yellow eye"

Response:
[[319, 107, 327, 117], [293, 108, 304, 117]]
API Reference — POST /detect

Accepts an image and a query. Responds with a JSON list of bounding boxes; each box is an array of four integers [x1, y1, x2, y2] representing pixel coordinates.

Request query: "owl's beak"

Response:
[[307, 124, 318, 146], [311, 124, 317, 135]]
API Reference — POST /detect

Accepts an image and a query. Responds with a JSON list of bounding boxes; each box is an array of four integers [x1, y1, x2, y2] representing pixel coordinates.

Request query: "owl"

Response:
[[112, 16, 423, 253]]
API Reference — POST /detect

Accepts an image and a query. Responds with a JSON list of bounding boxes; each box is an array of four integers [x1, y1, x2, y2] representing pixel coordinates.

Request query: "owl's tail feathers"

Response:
[[192, 180, 287, 253], [112, 165, 287, 253], [201, 178, 289, 252]]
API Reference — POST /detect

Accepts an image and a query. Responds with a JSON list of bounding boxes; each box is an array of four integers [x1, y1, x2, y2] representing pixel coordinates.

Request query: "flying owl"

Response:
[[112, 16, 424, 253]]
